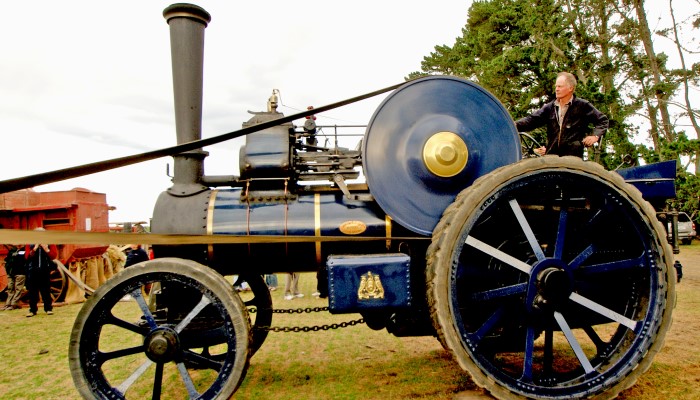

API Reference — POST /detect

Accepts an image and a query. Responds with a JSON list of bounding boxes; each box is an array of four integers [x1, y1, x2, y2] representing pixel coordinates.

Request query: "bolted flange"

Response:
[[144, 327, 181, 363]]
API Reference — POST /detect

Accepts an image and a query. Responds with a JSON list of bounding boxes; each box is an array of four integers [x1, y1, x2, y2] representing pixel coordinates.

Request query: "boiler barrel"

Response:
[[153, 188, 419, 275]]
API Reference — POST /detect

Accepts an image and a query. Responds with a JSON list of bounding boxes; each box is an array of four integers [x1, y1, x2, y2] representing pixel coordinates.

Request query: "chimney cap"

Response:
[[163, 3, 211, 26]]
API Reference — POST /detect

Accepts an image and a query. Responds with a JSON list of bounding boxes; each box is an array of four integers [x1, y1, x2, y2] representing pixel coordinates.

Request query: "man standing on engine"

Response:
[[515, 72, 608, 158]]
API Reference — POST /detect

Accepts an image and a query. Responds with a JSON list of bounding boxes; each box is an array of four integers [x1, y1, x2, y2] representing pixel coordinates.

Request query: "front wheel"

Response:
[[69, 258, 251, 399], [427, 157, 675, 399]]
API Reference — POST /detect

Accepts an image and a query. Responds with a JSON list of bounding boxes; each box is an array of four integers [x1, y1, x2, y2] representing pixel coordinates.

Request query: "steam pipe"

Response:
[[163, 3, 211, 196]]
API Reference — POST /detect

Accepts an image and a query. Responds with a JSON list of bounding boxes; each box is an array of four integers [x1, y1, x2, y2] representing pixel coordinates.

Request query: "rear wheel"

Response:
[[427, 157, 675, 399], [232, 273, 272, 355]]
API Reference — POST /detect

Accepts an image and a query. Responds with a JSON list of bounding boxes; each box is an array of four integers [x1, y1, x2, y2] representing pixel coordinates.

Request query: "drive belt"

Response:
[[0, 81, 406, 194]]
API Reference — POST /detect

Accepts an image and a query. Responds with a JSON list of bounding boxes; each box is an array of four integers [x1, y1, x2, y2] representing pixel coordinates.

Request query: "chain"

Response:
[[247, 306, 364, 332], [248, 306, 328, 314], [253, 318, 365, 333]]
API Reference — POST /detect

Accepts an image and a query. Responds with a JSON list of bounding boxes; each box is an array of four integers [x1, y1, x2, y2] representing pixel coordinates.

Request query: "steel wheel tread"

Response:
[[427, 156, 676, 400]]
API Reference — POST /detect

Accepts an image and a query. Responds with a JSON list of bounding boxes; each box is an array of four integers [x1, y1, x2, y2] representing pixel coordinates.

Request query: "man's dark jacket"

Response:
[[4, 246, 26, 276], [515, 96, 608, 157]]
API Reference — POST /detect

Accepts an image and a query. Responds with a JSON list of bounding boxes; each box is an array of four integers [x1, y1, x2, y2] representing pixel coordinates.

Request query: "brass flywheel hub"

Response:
[[422, 131, 468, 177]]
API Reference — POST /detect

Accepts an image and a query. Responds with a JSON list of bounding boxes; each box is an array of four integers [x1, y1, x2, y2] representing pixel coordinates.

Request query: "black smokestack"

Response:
[[163, 3, 211, 196]]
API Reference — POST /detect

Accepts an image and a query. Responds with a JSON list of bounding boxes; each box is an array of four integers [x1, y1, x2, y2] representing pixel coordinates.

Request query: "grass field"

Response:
[[1, 244, 699, 400]]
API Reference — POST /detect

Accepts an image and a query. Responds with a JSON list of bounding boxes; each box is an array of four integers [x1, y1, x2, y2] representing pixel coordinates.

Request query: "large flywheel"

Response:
[[69, 258, 251, 400], [363, 76, 521, 235], [427, 156, 675, 399]]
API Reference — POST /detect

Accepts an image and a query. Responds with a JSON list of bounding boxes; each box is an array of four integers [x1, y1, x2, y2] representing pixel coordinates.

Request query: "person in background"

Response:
[[284, 272, 303, 300], [515, 71, 608, 158], [2, 244, 27, 310], [124, 244, 149, 268], [25, 231, 58, 317], [265, 274, 278, 291], [312, 268, 328, 298]]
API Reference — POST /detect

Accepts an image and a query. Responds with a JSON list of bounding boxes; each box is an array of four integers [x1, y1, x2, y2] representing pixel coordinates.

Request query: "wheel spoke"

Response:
[[116, 359, 153, 395], [554, 209, 568, 259], [543, 328, 554, 376], [469, 307, 505, 344], [153, 362, 164, 400], [131, 288, 158, 330], [582, 325, 607, 355], [577, 254, 646, 275], [97, 345, 145, 364], [175, 294, 212, 334], [50, 285, 62, 296], [182, 349, 225, 370], [521, 326, 536, 382], [176, 362, 201, 399], [470, 283, 527, 301], [566, 244, 595, 271], [553, 311, 595, 374], [466, 236, 532, 274], [509, 199, 545, 261], [569, 292, 638, 330], [106, 313, 148, 335]]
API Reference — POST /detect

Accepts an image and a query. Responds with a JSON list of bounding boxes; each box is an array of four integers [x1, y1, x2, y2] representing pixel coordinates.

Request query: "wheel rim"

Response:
[[429, 157, 674, 399], [69, 258, 250, 400], [236, 273, 272, 355]]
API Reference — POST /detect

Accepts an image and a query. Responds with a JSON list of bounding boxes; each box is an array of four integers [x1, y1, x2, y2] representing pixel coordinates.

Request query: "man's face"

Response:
[[555, 76, 574, 101]]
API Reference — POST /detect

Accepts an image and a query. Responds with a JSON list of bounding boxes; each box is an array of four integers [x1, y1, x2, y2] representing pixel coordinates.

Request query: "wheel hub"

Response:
[[534, 266, 572, 309], [144, 327, 180, 363], [422, 131, 469, 177]]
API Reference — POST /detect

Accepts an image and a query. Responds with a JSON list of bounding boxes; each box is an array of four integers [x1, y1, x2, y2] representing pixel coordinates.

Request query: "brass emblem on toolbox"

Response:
[[357, 272, 385, 300], [339, 220, 367, 235]]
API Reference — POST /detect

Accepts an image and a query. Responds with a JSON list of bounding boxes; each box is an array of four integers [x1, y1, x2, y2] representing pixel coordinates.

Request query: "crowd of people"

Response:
[[4, 239, 329, 314], [2, 240, 153, 316]]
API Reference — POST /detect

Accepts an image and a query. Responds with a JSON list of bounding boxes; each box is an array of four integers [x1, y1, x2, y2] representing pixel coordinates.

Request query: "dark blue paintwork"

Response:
[[208, 189, 410, 272], [327, 253, 411, 313], [616, 160, 676, 201], [363, 76, 521, 236]]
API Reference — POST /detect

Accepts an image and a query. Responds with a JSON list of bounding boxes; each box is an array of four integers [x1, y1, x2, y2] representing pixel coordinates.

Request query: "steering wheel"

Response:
[[519, 132, 542, 158]]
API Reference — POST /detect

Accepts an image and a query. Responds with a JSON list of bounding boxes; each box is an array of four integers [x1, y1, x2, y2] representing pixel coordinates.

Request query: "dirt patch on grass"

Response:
[[616, 243, 700, 400]]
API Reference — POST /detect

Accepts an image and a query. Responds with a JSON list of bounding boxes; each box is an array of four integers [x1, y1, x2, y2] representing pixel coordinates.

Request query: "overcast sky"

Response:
[[1, 1, 698, 224], [0, 1, 469, 223]]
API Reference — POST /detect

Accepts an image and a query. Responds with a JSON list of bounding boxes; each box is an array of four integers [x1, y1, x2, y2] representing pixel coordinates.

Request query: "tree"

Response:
[[412, 0, 700, 216], [660, 0, 700, 171], [412, 0, 633, 168], [411, 0, 572, 119]]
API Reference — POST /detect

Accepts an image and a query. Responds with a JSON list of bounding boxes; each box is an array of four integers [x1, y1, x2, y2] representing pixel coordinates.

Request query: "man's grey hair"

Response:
[[557, 72, 577, 90]]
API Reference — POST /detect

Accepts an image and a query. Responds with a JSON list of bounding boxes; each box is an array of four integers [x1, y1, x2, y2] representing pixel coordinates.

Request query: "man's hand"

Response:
[[534, 146, 546, 156], [582, 135, 599, 147]]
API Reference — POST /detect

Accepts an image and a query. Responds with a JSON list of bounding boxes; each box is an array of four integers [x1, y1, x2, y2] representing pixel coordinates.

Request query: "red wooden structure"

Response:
[[0, 188, 112, 299]]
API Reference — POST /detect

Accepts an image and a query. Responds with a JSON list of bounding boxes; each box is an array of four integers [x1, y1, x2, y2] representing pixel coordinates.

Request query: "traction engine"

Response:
[[68, 4, 676, 400]]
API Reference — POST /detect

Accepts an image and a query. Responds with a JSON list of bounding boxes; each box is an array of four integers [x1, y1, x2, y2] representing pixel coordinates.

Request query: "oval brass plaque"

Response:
[[339, 220, 367, 235]]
